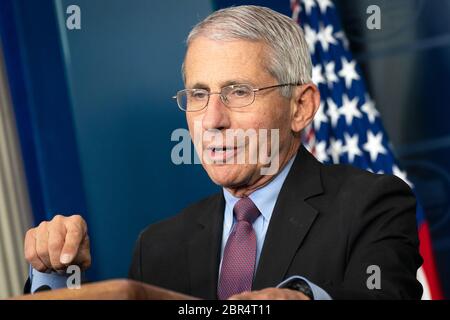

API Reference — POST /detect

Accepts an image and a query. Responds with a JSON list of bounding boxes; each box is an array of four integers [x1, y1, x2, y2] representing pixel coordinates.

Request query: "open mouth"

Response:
[[208, 146, 236, 152], [206, 145, 241, 163]]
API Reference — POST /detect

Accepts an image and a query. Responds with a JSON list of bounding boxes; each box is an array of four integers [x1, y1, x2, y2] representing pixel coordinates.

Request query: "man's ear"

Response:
[[290, 83, 321, 133]]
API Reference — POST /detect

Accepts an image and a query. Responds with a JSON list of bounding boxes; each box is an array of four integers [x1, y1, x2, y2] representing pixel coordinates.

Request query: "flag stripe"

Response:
[[419, 222, 444, 299]]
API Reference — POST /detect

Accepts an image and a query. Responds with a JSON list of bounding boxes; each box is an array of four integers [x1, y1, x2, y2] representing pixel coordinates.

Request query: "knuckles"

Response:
[[69, 214, 86, 227], [24, 214, 90, 271], [38, 221, 48, 229]]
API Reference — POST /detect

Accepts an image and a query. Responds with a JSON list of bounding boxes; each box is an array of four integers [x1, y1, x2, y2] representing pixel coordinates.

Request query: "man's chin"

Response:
[[209, 175, 241, 188], [205, 166, 242, 187], [205, 163, 258, 189]]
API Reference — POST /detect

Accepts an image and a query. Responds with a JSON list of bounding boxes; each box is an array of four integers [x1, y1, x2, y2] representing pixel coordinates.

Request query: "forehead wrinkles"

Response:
[[184, 38, 272, 86]]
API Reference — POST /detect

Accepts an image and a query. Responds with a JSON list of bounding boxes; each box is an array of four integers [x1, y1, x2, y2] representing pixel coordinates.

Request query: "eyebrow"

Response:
[[189, 79, 258, 90]]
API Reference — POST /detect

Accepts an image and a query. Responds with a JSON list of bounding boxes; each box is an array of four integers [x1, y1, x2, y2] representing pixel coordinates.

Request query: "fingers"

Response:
[[24, 228, 47, 272], [75, 235, 91, 270], [228, 288, 310, 300], [60, 215, 87, 265], [24, 214, 91, 272], [34, 221, 52, 270], [47, 215, 67, 271], [228, 291, 252, 300]]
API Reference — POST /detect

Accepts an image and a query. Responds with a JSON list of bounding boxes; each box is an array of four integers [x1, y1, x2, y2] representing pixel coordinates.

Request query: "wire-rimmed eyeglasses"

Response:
[[172, 83, 300, 112]]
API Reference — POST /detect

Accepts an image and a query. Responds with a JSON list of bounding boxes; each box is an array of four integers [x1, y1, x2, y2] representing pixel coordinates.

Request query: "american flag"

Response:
[[290, 0, 443, 299]]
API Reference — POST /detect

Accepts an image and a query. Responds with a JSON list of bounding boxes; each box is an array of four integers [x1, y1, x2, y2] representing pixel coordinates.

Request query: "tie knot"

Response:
[[233, 197, 260, 223]]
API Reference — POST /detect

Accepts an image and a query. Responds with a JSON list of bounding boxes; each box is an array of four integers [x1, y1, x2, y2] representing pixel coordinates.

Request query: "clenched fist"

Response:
[[24, 214, 91, 272]]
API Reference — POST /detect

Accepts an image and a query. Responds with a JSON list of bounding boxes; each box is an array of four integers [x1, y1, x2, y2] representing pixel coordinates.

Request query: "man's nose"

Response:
[[202, 94, 231, 131]]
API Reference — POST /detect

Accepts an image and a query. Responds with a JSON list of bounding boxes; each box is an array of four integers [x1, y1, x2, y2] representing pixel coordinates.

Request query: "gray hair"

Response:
[[182, 5, 312, 97]]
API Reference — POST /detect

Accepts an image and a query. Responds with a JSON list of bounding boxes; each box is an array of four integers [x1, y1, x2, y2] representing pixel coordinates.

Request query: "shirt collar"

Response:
[[222, 154, 296, 222]]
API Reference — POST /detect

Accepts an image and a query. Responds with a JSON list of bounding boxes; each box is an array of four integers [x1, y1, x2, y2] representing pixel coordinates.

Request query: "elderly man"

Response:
[[24, 6, 422, 300]]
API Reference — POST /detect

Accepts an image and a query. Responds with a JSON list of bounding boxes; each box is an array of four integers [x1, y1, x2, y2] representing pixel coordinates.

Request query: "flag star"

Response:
[[363, 131, 387, 162], [304, 24, 318, 54], [316, 0, 334, 13], [343, 133, 362, 162], [317, 23, 337, 51], [326, 98, 340, 127], [313, 101, 328, 130], [338, 57, 360, 89], [334, 31, 350, 50], [314, 140, 329, 163], [328, 137, 344, 163], [392, 165, 413, 188], [339, 94, 362, 125], [361, 95, 379, 123], [325, 61, 339, 87], [312, 64, 326, 85], [302, 0, 316, 15]]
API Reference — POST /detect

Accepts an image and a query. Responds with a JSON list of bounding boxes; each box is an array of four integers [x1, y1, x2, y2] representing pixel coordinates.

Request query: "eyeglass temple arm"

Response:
[[253, 83, 301, 93]]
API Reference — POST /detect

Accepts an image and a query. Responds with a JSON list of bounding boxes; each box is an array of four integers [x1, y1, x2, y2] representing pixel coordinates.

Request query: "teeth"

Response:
[[209, 146, 237, 152]]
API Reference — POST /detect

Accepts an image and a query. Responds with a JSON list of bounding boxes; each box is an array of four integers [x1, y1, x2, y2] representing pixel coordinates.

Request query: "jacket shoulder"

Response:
[[320, 162, 413, 195], [139, 192, 222, 241]]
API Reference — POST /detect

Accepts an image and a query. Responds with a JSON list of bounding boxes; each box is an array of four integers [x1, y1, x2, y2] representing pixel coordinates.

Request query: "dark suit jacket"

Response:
[[128, 146, 423, 299]]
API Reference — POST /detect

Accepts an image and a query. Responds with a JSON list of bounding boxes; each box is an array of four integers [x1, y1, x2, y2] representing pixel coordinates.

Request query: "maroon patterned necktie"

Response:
[[217, 197, 261, 300]]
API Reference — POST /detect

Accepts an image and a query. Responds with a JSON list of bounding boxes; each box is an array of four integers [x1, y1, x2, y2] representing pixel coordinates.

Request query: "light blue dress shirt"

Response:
[[29, 265, 71, 293], [31, 154, 331, 299], [221, 155, 331, 300]]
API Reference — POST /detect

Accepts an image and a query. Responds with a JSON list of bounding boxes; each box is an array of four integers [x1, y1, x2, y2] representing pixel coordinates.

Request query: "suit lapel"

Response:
[[253, 146, 323, 290], [187, 194, 224, 299]]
